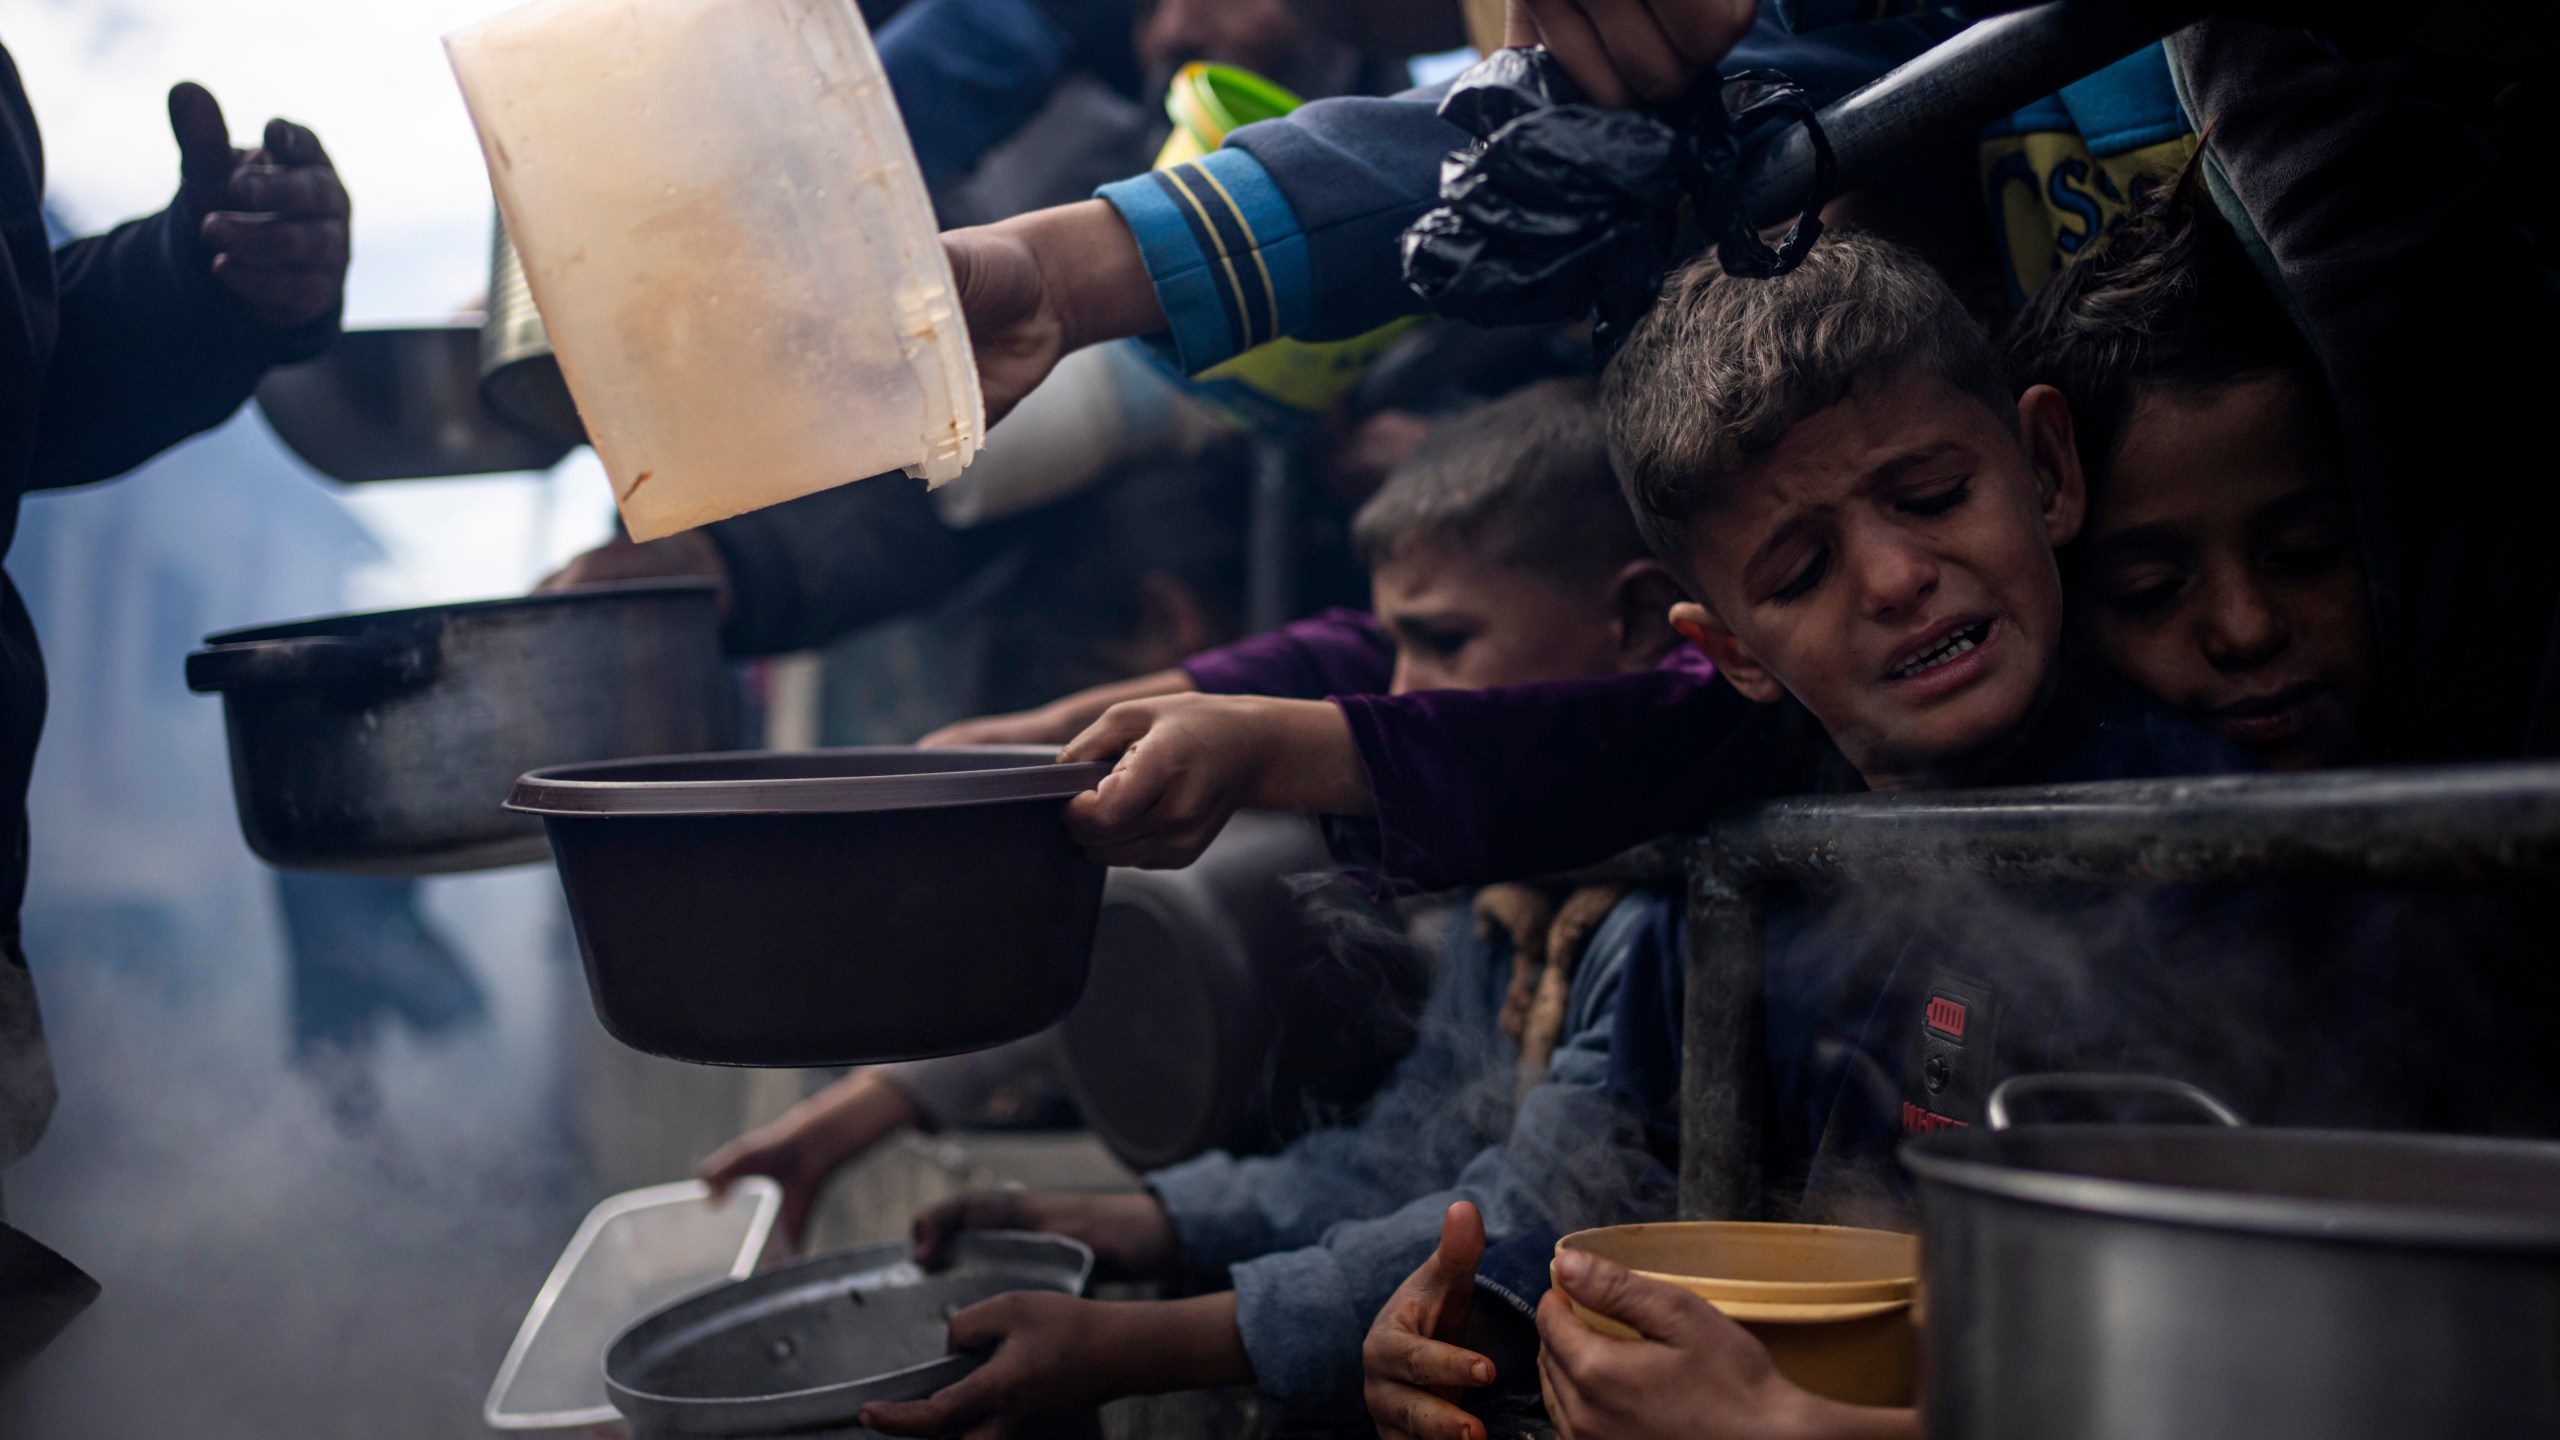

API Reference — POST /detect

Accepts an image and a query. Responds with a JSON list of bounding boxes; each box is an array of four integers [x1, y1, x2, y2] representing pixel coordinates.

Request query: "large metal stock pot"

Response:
[[187, 581, 734, 873], [1905, 1073, 2560, 1440]]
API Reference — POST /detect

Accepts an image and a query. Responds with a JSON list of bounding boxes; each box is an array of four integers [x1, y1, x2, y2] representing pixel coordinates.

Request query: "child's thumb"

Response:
[[1435, 1200, 1487, 1276]]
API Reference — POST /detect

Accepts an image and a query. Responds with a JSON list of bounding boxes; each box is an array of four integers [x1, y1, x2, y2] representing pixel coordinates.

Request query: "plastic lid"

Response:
[[484, 1178, 781, 1431]]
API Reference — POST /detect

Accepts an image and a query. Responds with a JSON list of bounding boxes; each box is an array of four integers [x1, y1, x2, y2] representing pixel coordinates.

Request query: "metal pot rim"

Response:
[[1903, 1125, 2560, 1251], [199, 578, 720, 645], [507, 746, 1111, 818], [602, 1232, 1094, 1425]]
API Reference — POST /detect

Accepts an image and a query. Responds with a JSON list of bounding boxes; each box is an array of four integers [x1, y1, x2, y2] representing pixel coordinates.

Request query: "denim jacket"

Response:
[[1146, 891, 1678, 1426]]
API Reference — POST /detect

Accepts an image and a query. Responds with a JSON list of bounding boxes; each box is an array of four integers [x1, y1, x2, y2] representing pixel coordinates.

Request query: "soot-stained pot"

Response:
[[187, 581, 734, 873]]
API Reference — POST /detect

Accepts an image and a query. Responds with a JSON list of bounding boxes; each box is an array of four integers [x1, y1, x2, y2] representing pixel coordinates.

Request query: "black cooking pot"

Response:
[[1905, 1073, 2560, 1440], [506, 748, 1110, 1067], [186, 581, 734, 874]]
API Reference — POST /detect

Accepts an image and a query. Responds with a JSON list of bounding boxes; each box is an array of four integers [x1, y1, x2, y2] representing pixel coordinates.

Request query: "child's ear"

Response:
[[1669, 600, 1785, 704], [1609, 560, 1687, 672], [2017, 384, 2087, 547]]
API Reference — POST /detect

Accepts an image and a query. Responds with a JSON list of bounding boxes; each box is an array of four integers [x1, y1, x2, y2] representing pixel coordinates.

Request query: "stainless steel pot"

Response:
[[186, 581, 734, 873], [603, 1231, 1093, 1439], [254, 324, 578, 482], [1905, 1073, 2560, 1440], [480, 217, 585, 446]]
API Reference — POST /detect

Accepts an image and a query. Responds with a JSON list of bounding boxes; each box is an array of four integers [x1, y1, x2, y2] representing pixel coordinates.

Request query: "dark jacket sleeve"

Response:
[[1331, 652, 1786, 890], [32, 201, 337, 490], [2168, 23, 2560, 760], [705, 472, 1010, 656], [1179, 607, 1395, 699]]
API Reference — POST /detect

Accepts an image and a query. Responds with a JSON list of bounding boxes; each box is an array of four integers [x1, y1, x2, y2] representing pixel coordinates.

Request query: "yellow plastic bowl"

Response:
[[1553, 1222, 1919, 1407]]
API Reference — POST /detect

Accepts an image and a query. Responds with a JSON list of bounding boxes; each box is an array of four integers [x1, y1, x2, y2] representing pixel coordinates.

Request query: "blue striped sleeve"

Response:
[[1096, 148, 1309, 375]]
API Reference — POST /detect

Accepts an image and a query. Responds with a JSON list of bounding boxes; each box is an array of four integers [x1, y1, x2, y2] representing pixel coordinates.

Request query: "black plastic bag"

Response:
[[1401, 48, 1831, 357]]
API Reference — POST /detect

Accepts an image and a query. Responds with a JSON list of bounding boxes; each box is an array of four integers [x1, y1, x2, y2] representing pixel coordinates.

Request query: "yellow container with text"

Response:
[[1553, 1222, 1920, 1408]]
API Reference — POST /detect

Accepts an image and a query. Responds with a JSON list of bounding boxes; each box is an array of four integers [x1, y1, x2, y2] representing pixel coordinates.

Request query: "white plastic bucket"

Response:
[[447, 0, 983, 541]]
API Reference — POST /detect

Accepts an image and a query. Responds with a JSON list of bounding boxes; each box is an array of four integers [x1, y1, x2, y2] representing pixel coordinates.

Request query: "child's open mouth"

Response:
[[1885, 618, 1995, 685]]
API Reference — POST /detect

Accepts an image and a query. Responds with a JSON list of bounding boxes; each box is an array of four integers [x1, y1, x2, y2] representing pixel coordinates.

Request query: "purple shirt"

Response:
[[1180, 607, 1396, 700], [1179, 611, 1735, 890]]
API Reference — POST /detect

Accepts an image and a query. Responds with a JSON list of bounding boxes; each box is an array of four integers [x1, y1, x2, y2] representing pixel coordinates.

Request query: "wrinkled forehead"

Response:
[[1681, 380, 2022, 591]]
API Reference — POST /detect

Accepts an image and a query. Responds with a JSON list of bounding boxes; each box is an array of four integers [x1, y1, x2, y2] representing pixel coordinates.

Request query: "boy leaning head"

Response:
[[1609, 230, 2087, 790]]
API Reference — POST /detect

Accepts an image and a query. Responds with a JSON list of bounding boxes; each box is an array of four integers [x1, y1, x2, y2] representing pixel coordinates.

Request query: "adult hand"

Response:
[[858, 1294, 1250, 1439], [1536, 1247, 1920, 1440], [536, 530, 733, 616], [911, 1189, 1180, 1281], [1058, 694, 1370, 869], [168, 81, 350, 330], [947, 200, 1164, 428], [699, 1070, 918, 1246], [1365, 1201, 1498, 1440], [1505, 0, 1759, 109]]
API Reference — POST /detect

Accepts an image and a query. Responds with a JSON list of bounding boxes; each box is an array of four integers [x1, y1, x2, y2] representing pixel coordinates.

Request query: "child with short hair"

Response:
[[754, 381, 1693, 1439]]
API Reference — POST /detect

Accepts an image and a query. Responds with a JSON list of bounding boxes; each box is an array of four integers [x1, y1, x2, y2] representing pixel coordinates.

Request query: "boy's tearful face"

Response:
[[1671, 364, 2085, 789]]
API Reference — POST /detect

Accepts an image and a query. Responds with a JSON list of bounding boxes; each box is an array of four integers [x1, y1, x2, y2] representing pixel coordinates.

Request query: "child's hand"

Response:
[[168, 82, 350, 330], [1536, 1248, 1918, 1440], [1364, 1202, 1497, 1440], [1504, 0, 1757, 109], [858, 1294, 1248, 1438], [1058, 694, 1370, 869], [911, 1189, 1179, 1281], [698, 1070, 918, 1246]]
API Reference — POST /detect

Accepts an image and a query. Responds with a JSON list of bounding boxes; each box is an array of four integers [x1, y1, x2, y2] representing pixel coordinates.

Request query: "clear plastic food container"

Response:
[[446, 0, 983, 541], [484, 1177, 782, 1433]]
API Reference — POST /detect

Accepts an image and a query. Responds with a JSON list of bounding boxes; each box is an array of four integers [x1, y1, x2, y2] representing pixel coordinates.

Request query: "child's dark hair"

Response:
[[2003, 177, 2331, 492], [1350, 377, 1647, 582], [1604, 231, 2011, 578]]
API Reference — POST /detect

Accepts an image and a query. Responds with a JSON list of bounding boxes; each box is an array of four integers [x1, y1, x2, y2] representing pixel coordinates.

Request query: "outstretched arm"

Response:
[[32, 82, 348, 489]]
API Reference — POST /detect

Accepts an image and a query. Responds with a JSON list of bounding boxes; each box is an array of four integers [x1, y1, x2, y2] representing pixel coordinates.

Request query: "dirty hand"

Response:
[[699, 1070, 918, 1246], [168, 82, 350, 330], [859, 1293, 1249, 1440], [1365, 1201, 1497, 1440], [1537, 1248, 1918, 1440], [946, 199, 1162, 428], [1058, 694, 1370, 869], [911, 1189, 1179, 1282], [536, 531, 733, 616], [1505, 0, 1759, 109]]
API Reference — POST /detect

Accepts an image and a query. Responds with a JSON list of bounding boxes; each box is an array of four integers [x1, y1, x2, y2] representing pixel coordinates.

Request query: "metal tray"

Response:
[[603, 1232, 1093, 1438]]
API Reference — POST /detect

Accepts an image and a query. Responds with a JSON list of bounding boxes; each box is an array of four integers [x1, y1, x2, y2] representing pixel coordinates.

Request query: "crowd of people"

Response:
[[2, 0, 2553, 1434]]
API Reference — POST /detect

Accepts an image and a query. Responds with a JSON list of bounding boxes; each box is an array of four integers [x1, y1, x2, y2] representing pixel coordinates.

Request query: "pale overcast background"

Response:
[[9, 0, 620, 602]]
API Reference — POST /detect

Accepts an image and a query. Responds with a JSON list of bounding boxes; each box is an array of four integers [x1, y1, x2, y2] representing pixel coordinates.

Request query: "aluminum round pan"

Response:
[[1902, 1125, 2560, 1252], [604, 1231, 1094, 1437], [508, 746, 1110, 818]]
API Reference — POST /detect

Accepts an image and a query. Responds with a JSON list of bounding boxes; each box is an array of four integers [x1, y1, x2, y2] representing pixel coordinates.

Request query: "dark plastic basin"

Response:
[[508, 747, 1110, 1066]]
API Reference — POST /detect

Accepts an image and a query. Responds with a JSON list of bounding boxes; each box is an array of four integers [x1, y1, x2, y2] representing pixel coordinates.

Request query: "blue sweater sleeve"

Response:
[[1096, 85, 1458, 372]]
